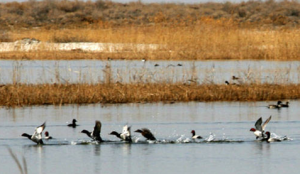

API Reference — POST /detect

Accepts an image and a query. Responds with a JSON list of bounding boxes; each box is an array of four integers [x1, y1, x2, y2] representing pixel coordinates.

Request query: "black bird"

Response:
[[81, 120, 103, 142], [135, 128, 156, 141], [232, 76, 239, 80], [109, 125, 132, 142], [280, 101, 289, 108], [21, 122, 46, 145], [154, 64, 159, 67], [68, 119, 78, 128]]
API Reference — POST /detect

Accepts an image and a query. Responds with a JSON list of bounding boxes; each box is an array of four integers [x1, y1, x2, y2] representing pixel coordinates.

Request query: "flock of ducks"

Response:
[[22, 114, 288, 145]]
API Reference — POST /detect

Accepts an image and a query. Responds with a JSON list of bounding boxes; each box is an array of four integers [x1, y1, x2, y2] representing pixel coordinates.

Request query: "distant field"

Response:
[[1, 0, 300, 60]]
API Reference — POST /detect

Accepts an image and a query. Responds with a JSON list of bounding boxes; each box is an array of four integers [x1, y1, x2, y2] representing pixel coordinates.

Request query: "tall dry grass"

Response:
[[1, 1, 300, 60], [0, 83, 298, 107], [3, 23, 300, 61]]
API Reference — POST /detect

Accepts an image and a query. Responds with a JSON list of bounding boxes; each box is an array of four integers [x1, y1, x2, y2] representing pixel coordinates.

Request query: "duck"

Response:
[[191, 130, 202, 139], [232, 76, 239, 80], [81, 120, 103, 142], [264, 131, 282, 143], [44, 131, 53, 140], [280, 101, 289, 108], [109, 125, 132, 142], [21, 122, 46, 144], [134, 128, 156, 141], [268, 101, 282, 109], [225, 81, 238, 86], [250, 116, 272, 139], [68, 119, 78, 128]]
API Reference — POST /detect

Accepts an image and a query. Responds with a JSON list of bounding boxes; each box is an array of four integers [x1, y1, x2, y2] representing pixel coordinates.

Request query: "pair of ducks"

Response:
[[22, 119, 78, 144], [21, 122, 52, 145], [249, 115, 284, 142], [268, 101, 289, 109]]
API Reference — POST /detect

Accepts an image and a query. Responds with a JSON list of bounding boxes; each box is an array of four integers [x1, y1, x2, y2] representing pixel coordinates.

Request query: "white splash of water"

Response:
[[206, 132, 215, 142]]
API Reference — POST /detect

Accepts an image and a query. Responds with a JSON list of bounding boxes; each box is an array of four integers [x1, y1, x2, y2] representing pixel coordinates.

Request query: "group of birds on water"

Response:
[[22, 112, 290, 145]]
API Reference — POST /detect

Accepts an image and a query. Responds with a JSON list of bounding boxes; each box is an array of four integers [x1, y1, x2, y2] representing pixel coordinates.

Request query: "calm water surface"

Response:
[[1, 60, 300, 84], [0, 101, 300, 174]]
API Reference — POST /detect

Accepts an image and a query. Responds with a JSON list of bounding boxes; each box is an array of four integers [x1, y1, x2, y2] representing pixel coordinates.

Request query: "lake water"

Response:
[[1, 101, 300, 174], [1, 60, 300, 85]]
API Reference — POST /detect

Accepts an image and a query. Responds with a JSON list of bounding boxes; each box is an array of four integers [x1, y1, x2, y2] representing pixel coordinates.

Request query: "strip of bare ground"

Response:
[[0, 83, 298, 107]]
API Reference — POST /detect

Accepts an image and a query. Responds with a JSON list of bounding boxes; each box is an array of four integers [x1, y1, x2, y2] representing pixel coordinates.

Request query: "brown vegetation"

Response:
[[0, 83, 298, 107], [1, 0, 300, 29], [1, 1, 300, 61]]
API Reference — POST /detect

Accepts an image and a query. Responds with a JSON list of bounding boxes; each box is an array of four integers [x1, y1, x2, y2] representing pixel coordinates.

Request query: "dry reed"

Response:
[[0, 83, 298, 107], [1, 1, 300, 60], [1, 22, 300, 61]]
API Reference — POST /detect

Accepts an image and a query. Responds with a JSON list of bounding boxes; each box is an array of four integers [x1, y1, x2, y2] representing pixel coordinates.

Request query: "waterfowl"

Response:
[[191, 130, 202, 139], [280, 101, 289, 108], [109, 125, 132, 142], [268, 101, 282, 109], [68, 119, 78, 128], [225, 80, 239, 86], [264, 131, 282, 143], [154, 64, 159, 67], [81, 120, 103, 142], [44, 131, 53, 140], [177, 63, 182, 66], [250, 116, 272, 139], [232, 76, 239, 80], [21, 122, 46, 144], [135, 128, 156, 141]]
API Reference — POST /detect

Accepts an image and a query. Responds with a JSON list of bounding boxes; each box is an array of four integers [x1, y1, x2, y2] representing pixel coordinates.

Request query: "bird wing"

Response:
[[262, 115, 272, 131], [254, 117, 263, 131], [122, 125, 131, 136], [92, 120, 102, 138], [32, 122, 46, 140]]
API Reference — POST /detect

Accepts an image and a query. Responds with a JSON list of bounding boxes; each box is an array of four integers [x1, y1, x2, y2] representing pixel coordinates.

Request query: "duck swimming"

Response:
[[264, 131, 282, 143], [191, 130, 202, 139], [250, 116, 272, 139], [135, 128, 156, 141], [109, 125, 132, 142], [81, 120, 103, 142], [68, 119, 78, 128], [280, 101, 289, 108], [21, 122, 46, 145], [44, 131, 53, 140], [268, 101, 282, 109]]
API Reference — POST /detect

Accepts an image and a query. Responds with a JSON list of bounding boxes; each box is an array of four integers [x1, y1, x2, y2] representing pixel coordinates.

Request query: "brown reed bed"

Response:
[[1, 1, 300, 61], [2, 25, 300, 61], [0, 83, 298, 107]]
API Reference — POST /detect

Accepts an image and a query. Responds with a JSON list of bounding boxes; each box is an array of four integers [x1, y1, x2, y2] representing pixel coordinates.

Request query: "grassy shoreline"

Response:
[[0, 83, 297, 107]]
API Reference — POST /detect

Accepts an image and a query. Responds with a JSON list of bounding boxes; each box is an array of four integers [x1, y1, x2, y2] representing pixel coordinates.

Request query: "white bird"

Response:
[[250, 116, 272, 139], [191, 130, 202, 139], [110, 125, 132, 142]]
